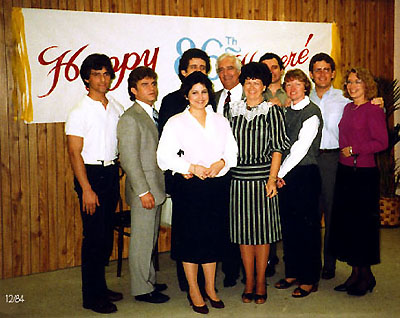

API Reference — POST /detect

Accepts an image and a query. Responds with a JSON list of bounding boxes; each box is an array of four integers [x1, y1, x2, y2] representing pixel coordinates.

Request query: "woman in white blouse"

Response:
[[157, 71, 238, 314]]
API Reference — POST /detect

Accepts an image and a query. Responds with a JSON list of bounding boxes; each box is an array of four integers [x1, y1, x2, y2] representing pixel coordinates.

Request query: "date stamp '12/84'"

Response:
[[5, 295, 25, 303]]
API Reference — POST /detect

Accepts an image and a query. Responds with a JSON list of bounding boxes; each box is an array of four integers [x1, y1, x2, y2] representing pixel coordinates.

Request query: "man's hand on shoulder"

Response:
[[140, 192, 155, 209], [371, 97, 384, 109]]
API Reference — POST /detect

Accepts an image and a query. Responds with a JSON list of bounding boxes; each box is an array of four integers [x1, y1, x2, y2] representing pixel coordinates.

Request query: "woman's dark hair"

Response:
[[178, 48, 211, 82], [180, 71, 214, 103], [239, 62, 272, 87], [80, 53, 115, 88], [283, 69, 312, 96]]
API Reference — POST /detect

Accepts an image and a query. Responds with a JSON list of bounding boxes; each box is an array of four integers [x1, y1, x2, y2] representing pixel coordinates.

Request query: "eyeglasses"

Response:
[[313, 67, 332, 73], [345, 79, 363, 85]]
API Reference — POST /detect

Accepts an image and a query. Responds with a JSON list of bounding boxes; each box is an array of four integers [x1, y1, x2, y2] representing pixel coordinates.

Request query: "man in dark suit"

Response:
[[158, 48, 213, 135], [117, 67, 169, 304], [215, 53, 243, 287], [158, 48, 212, 293]]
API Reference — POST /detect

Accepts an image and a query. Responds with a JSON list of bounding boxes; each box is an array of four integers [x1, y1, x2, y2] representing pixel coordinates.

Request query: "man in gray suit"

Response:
[[117, 67, 169, 304]]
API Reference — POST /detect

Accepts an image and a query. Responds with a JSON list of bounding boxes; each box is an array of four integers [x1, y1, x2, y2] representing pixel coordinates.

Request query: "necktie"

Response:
[[223, 90, 231, 120], [152, 107, 159, 128]]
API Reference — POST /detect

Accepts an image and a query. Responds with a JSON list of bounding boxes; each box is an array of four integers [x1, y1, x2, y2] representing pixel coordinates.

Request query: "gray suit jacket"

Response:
[[117, 102, 166, 208]]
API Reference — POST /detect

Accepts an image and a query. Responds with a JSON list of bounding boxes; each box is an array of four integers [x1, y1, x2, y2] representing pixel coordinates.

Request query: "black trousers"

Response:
[[74, 164, 119, 306], [279, 165, 322, 285]]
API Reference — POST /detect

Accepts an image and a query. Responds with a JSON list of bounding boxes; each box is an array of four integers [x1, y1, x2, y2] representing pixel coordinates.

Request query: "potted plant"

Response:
[[376, 78, 400, 226]]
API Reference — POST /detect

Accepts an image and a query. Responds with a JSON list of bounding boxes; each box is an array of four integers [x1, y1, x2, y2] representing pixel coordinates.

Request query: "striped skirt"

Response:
[[229, 164, 282, 245]]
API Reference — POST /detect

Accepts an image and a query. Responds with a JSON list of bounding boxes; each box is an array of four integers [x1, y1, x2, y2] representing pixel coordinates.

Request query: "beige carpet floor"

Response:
[[1, 227, 399, 318]]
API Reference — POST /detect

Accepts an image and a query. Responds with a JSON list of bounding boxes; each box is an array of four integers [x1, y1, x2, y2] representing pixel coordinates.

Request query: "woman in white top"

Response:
[[157, 71, 238, 314]]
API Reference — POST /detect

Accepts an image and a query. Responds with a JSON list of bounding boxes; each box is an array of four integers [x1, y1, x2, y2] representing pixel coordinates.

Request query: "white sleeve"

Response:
[[278, 115, 320, 178], [156, 120, 191, 174], [218, 121, 238, 176]]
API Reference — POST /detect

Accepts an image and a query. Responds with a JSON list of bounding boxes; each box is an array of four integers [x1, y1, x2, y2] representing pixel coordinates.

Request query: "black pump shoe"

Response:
[[347, 277, 376, 296], [334, 283, 349, 292], [204, 293, 225, 308], [187, 293, 209, 314]]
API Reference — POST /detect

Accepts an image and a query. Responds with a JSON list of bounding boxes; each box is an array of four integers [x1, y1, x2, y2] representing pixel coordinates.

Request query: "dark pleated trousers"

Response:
[[74, 164, 119, 306], [279, 165, 322, 285]]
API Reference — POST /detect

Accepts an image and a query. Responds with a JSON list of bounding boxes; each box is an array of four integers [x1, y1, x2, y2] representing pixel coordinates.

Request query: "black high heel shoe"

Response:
[[241, 292, 254, 303], [204, 293, 225, 309], [334, 283, 350, 292], [347, 277, 376, 296], [254, 292, 267, 304], [187, 293, 209, 314], [334, 274, 359, 292]]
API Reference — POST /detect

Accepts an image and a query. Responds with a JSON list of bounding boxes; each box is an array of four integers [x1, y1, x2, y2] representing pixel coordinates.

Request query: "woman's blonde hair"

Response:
[[343, 67, 377, 100]]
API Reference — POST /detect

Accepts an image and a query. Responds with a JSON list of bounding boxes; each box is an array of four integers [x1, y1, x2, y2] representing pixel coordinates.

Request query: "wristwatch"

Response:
[[349, 146, 353, 156]]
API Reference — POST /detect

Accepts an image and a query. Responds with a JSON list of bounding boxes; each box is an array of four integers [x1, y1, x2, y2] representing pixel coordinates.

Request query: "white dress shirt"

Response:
[[135, 99, 157, 124], [157, 106, 238, 176], [309, 86, 349, 149], [278, 96, 320, 178], [65, 95, 124, 164], [216, 83, 243, 114]]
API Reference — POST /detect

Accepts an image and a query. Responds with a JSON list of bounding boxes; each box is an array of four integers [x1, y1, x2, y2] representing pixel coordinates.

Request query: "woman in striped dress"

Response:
[[229, 62, 290, 304]]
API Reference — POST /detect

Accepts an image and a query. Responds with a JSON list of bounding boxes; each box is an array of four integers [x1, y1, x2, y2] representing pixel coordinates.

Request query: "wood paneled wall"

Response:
[[0, 0, 394, 279]]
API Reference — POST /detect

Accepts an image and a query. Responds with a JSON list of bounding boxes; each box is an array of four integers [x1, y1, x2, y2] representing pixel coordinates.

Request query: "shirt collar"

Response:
[[224, 83, 242, 101], [136, 99, 155, 119], [291, 96, 310, 110]]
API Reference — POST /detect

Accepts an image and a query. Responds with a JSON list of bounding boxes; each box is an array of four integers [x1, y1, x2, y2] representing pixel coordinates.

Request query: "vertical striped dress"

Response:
[[229, 100, 290, 245]]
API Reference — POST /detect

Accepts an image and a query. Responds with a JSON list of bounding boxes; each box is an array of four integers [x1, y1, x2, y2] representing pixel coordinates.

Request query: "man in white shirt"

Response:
[[214, 53, 243, 287], [66, 54, 124, 314], [309, 53, 349, 280], [117, 67, 169, 304]]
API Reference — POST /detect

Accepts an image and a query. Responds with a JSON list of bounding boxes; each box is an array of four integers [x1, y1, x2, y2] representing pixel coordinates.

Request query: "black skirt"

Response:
[[170, 174, 230, 264], [329, 163, 380, 266]]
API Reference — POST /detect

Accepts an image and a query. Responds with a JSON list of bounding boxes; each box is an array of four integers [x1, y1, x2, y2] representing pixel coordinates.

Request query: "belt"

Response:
[[319, 148, 339, 154], [231, 164, 270, 180], [94, 160, 115, 166]]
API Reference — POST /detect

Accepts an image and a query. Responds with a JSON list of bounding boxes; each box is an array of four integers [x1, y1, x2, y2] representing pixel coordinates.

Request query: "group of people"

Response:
[[65, 49, 388, 314]]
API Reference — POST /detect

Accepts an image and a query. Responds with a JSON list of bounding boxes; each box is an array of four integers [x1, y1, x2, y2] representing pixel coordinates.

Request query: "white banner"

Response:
[[13, 8, 332, 123]]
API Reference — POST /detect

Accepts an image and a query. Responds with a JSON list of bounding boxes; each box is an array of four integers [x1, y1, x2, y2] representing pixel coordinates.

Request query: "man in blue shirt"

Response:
[[309, 53, 349, 280]]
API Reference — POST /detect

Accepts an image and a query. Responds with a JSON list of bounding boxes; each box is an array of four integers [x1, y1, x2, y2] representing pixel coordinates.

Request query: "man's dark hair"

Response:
[[239, 62, 272, 88], [127, 66, 158, 101], [80, 53, 115, 88], [180, 71, 214, 103], [259, 52, 285, 70], [178, 48, 211, 82], [309, 52, 336, 72]]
